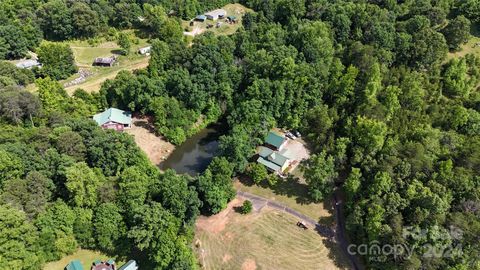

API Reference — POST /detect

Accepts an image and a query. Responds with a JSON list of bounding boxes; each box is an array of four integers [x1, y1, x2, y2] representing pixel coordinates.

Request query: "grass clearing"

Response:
[[195, 198, 349, 270], [43, 249, 125, 270], [182, 3, 253, 37], [234, 173, 334, 226], [447, 35, 480, 60], [28, 30, 151, 94], [63, 32, 150, 94]]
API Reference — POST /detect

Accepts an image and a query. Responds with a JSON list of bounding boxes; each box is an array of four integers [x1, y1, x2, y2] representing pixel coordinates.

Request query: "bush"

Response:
[[247, 162, 268, 184], [240, 200, 253, 214]]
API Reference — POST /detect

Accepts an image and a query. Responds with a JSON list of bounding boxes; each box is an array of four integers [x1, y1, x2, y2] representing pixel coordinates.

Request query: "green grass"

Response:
[[234, 172, 334, 226], [195, 203, 349, 270], [43, 249, 125, 270], [182, 3, 253, 37], [27, 30, 151, 94], [446, 24, 480, 60]]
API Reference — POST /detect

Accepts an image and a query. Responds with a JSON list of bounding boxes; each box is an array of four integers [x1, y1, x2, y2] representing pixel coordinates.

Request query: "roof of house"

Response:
[[66, 260, 84, 270], [257, 146, 289, 171], [93, 108, 132, 126], [92, 262, 114, 270], [265, 131, 286, 149], [118, 260, 138, 270], [94, 56, 116, 65], [15, 59, 41, 69], [205, 9, 226, 18], [138, 46, 151, 52], [227, 15, 237, 20], [196, 15, 207, 20]]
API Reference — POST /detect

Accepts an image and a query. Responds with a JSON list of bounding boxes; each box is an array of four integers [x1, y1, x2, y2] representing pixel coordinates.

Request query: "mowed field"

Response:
[[43, 249, 124, 270], [194, 198, 350, 270], [63, 34, 150, 94], [183, 3, 253, 37]]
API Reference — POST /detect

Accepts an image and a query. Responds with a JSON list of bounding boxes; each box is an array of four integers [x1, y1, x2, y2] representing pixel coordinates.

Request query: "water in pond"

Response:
[[159, 123, 225, 176]]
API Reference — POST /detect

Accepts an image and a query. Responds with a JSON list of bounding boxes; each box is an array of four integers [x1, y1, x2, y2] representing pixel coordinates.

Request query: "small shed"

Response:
[[93, 56, 116, 67], [265, 131, 287, 151], [65, 260, 84, 270], [93, 108, 132, 131], [205, 9, 227, 21], [138, 46, 151, 55], [227, 15, 237, 22], [118, 260, 138, 270], [195, 15, 207, 22], [15, 59, 41, 69]]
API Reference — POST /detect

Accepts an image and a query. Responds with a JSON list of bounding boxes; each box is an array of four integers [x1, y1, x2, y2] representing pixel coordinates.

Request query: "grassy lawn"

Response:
[[27, 30, 150, 94], [182, 3, 253, 37], [234, 171, 334, 226], [195, 198, 349, 270], [447, 35, 480, 60], [447, 24, 480, 60], [43, 249, 125, 270], [63, 31, 150, 94]]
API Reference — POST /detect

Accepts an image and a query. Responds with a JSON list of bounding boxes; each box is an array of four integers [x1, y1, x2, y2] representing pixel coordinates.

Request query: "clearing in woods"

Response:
[[43, 249, 125, 270], [194, 198, 350, 270], [125, 117, 175, 166], [182, 4, 253, 37], [63, 32, 150, 94]]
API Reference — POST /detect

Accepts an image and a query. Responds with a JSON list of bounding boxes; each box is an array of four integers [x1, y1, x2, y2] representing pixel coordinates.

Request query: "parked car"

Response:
[[293, 130, 301, 137], [285, 131, 296, 139]]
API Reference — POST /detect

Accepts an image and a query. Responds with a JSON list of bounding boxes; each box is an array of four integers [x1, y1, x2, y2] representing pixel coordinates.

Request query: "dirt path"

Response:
[[125, 118, 175, 166], [65, 58, 150, 94], [184, 27, 205, 37]]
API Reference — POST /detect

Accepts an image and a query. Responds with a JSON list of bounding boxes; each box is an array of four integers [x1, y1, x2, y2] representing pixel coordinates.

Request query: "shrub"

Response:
[[240, 200, 253, 214]]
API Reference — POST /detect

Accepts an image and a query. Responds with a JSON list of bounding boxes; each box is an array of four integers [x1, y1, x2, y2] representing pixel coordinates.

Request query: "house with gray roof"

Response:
[[118, 260, 138, 270], [93, 108, 132, 131], [93, 56, 117, 67], [15, 59, 41, 69]]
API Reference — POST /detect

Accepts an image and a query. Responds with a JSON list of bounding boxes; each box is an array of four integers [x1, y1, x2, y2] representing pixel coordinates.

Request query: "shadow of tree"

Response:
[[110, 49, 124, 55]]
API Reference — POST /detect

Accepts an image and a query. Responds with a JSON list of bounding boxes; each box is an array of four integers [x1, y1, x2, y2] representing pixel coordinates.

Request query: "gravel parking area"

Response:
[[279, 138, 310, 172]]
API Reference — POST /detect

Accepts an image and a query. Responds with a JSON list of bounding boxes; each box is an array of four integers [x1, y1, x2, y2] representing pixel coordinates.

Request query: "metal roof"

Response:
[[265, 131, 286, 149], [93, 56, 116, 64], [66, 260, 84, 270], [257, 146, 289, 171], [93, 108, 132, 126], [15, 59, 41, 69], [118, 260, 138, 270]]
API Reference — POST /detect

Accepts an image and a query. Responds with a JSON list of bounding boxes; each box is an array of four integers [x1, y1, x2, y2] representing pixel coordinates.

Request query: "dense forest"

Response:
[[1, 0, 480, 269]]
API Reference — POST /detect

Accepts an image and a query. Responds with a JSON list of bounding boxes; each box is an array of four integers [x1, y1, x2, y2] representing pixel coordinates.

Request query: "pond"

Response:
[[158, 123, 225, 176]]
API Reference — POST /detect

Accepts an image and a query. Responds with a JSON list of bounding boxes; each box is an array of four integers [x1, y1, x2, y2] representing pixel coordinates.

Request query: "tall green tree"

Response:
[[37, 41, 77, 80], [442, 16, 471, 51], [301, 151, 337, 202], [0, 204, 42, 270], [65, 162, 103, 208]]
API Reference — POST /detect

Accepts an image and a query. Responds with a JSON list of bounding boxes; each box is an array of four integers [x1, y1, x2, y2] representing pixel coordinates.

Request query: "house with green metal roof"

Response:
[[65, 260, 83, 270], [265, 131, 286, 150], [257, 146, 290, 173], [93, 108, 132, 131]]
